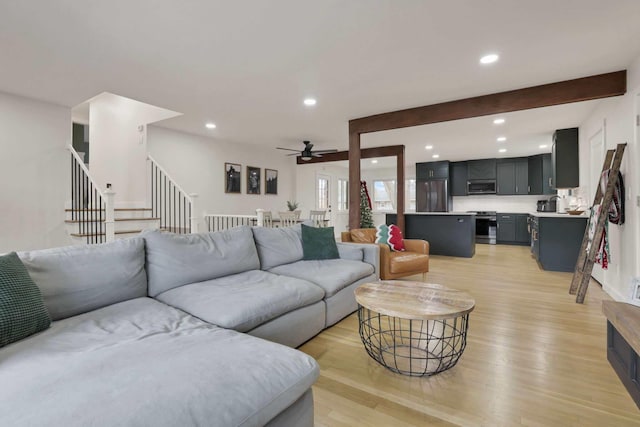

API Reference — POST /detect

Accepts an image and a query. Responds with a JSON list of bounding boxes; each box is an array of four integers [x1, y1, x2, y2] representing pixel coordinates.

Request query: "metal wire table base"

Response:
[[358, 305, 470, 376]]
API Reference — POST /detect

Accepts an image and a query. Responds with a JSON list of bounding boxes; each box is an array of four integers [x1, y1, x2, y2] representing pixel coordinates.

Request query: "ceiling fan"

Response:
[[277, 140, 338, 161]]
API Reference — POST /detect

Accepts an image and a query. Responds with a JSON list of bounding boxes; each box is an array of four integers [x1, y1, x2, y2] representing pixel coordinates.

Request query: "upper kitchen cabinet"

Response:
[[450, 161, 468, 196], [528, 154, 556, 195], [467, 159, 496, 180], [497, 158, 528, 195], [416, 161, 449, 180], [551, 127, 579, 189]]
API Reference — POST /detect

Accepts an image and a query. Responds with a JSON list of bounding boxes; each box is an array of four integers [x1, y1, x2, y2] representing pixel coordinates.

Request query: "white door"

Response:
[[589, 125, 606, 284], [334, 178, 350, 237], [316, 173, 332, 226]]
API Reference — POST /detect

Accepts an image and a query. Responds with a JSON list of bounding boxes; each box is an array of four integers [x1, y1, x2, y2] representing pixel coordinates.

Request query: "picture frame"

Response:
[[265, 169, 278, 195], [225, 162, 241, 194], [247, 166, 261, 195]]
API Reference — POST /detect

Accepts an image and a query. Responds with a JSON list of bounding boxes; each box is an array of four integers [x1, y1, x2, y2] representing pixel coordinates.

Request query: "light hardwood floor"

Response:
[[299, 244, 640, 426]]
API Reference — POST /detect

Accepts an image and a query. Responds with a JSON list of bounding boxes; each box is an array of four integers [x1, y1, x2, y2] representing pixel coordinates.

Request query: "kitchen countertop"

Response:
[[388, 212, 476, 216], [529, 211, 588, 218]]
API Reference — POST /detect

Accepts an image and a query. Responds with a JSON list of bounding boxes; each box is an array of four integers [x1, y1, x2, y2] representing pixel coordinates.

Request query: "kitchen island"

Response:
[[386, 212, 476, 258], [529, 212, 588, 272]]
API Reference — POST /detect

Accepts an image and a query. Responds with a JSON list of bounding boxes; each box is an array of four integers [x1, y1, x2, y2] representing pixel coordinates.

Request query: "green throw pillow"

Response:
[[0, 252, 51, 348], [301, 224, 339, 260]]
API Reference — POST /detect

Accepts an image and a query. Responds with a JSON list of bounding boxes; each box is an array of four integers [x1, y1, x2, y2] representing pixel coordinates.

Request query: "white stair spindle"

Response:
[[190, 193, 199, 233], [104, 186, 116, 242]]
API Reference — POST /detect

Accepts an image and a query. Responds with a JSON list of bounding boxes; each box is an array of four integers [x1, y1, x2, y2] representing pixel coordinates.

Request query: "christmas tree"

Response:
[[360, 181, 374, 228]]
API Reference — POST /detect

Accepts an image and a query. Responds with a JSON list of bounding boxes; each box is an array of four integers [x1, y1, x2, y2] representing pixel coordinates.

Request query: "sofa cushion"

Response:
[[144, 227, 260, 297], [0, 297, 319, 427], [336, 243, 364, 262], [349, 228, 376, 243], [156, 270, 325, 332], [269, 259, 374, 298], [301, 224, 339, 260], [389, 252, 429, 274], [251, 225, 303, 270], [0, 252, 51, 347], [19, 238, 147, 321]]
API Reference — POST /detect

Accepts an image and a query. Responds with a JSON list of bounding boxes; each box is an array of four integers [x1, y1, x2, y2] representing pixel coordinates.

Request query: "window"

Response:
[[406, 179, 416, 211], [337, 179, 348, 211], [373, 180, 396, 211], [317, 176, 329, 209], [371, 179, 415, 212]]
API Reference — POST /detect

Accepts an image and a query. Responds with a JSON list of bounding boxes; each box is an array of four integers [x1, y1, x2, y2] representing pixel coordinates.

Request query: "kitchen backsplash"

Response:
[[452, 195, 544, 213]]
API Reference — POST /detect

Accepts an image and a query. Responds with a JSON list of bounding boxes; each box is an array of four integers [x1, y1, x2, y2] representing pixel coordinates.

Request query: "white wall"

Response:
[[147, 126, 296, 230], [89, 93, 180, 206], [577, 55, 640, 304], [0, 91, 70, 252]]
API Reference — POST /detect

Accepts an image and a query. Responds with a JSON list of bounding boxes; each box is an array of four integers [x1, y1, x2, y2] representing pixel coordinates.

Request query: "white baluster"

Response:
[[104, 185, 116, 242], [190, 193, 199, 233]]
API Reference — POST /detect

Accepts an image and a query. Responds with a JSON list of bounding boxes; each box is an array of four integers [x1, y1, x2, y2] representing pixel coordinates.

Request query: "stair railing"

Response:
[[68, 145, 115, 243], [147, 154, 198, 234], [204, 214, 258, 232]]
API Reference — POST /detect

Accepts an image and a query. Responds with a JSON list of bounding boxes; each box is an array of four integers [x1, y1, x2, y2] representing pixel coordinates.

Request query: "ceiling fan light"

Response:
[[300, 155, 312, 161]]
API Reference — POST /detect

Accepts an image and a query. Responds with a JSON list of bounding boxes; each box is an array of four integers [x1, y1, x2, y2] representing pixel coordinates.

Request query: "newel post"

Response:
[[104, 184, 116, 242], [256, 209, 265, 227], [189, 193, 199, 233]]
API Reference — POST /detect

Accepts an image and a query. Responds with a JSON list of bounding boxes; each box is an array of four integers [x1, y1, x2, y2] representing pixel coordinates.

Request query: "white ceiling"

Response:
[[2, 1, 640, 162]]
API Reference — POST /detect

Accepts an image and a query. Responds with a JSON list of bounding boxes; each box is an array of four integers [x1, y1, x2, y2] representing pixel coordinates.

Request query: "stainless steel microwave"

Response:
[[467, 180, 497, 195]]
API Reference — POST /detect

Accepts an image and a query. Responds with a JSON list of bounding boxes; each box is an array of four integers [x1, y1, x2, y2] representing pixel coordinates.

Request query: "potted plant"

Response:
[[286, 201, 299, 211]]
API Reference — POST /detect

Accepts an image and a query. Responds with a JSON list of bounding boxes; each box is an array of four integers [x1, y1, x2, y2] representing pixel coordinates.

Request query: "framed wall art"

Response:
[[225, 162, 241, 194], [247, 166, 261, 195], [265, 169, 278, 195]]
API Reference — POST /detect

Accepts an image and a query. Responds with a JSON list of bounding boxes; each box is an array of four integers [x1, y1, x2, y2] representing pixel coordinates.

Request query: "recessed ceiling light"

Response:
[[205, 122, 216, 129], [371, 159, 378, 164], [432, 154, 440, 159], [498, 148, 507, 153], [497, 136, 507, 142], [493, 118, 505, 125], [539, 144, 548, 149], [303, 98, 317, 106], [480, 54, 499, 64], [425, 145, 433, 150]]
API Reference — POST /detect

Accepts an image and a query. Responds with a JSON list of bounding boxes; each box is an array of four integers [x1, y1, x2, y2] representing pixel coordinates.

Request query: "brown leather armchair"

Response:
[[341, 228, 430, 280]]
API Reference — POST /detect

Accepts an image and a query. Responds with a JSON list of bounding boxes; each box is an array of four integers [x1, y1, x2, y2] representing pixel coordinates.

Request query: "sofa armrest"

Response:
[[403, 239, 429, 255], [336, 242, 379, 278], [340, 231, 353, 242]]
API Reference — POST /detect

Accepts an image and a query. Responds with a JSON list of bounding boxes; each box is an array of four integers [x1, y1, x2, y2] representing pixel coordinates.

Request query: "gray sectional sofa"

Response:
[[0, 225, 379, 427]]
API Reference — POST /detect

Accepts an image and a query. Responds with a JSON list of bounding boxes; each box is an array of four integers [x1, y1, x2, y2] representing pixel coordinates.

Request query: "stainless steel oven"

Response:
[[469, 211, 497, 244]]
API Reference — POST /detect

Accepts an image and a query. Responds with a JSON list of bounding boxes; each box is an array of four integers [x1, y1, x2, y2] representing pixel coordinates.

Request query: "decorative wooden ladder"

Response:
[[569, 143, 626, 303]]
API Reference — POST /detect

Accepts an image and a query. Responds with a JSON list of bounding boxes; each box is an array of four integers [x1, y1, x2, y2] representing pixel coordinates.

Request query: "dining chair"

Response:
[[278, 211, 298, 227], [262, 211, 273, 228], [309, 210, 327, 227]]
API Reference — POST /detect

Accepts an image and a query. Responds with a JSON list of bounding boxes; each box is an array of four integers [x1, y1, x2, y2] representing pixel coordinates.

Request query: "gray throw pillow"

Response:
[[0, 252, 51, 348]]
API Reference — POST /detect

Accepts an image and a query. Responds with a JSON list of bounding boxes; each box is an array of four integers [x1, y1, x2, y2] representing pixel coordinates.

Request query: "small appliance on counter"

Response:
[[536, 198, 557, 213]]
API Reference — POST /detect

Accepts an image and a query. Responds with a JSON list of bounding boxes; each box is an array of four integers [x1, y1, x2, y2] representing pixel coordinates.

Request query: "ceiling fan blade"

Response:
[[312, 153, 323, 157], [313, 149, 338, 154], [277, 147, 301, 152], [286, 153, 301, 156]]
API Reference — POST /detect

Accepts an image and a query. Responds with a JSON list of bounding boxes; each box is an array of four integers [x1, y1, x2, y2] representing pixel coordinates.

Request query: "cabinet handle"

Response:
[[502, 215, 511, 219], [528, 185, 531, 193], [549, 177, 552, 186], [515, 185, 518, 193]]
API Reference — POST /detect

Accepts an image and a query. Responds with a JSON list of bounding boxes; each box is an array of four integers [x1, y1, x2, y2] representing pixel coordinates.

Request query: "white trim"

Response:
[[67, 144, 105, 198]]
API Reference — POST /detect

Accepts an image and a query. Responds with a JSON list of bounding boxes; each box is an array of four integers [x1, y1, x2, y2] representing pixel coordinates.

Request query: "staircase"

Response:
[[66, 145, 192, 245], [64, 207, 161, 244]]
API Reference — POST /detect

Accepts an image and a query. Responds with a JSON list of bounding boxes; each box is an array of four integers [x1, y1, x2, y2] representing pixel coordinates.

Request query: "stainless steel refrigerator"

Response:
[[416, 179, 452, 212]]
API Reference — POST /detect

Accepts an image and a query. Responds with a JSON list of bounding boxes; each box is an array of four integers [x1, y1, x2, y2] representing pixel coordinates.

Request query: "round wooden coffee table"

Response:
[[354, 281, 475, 376]]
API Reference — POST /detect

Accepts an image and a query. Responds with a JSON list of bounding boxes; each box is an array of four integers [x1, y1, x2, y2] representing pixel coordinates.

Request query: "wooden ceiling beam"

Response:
[[348, 70, 627, 135]]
